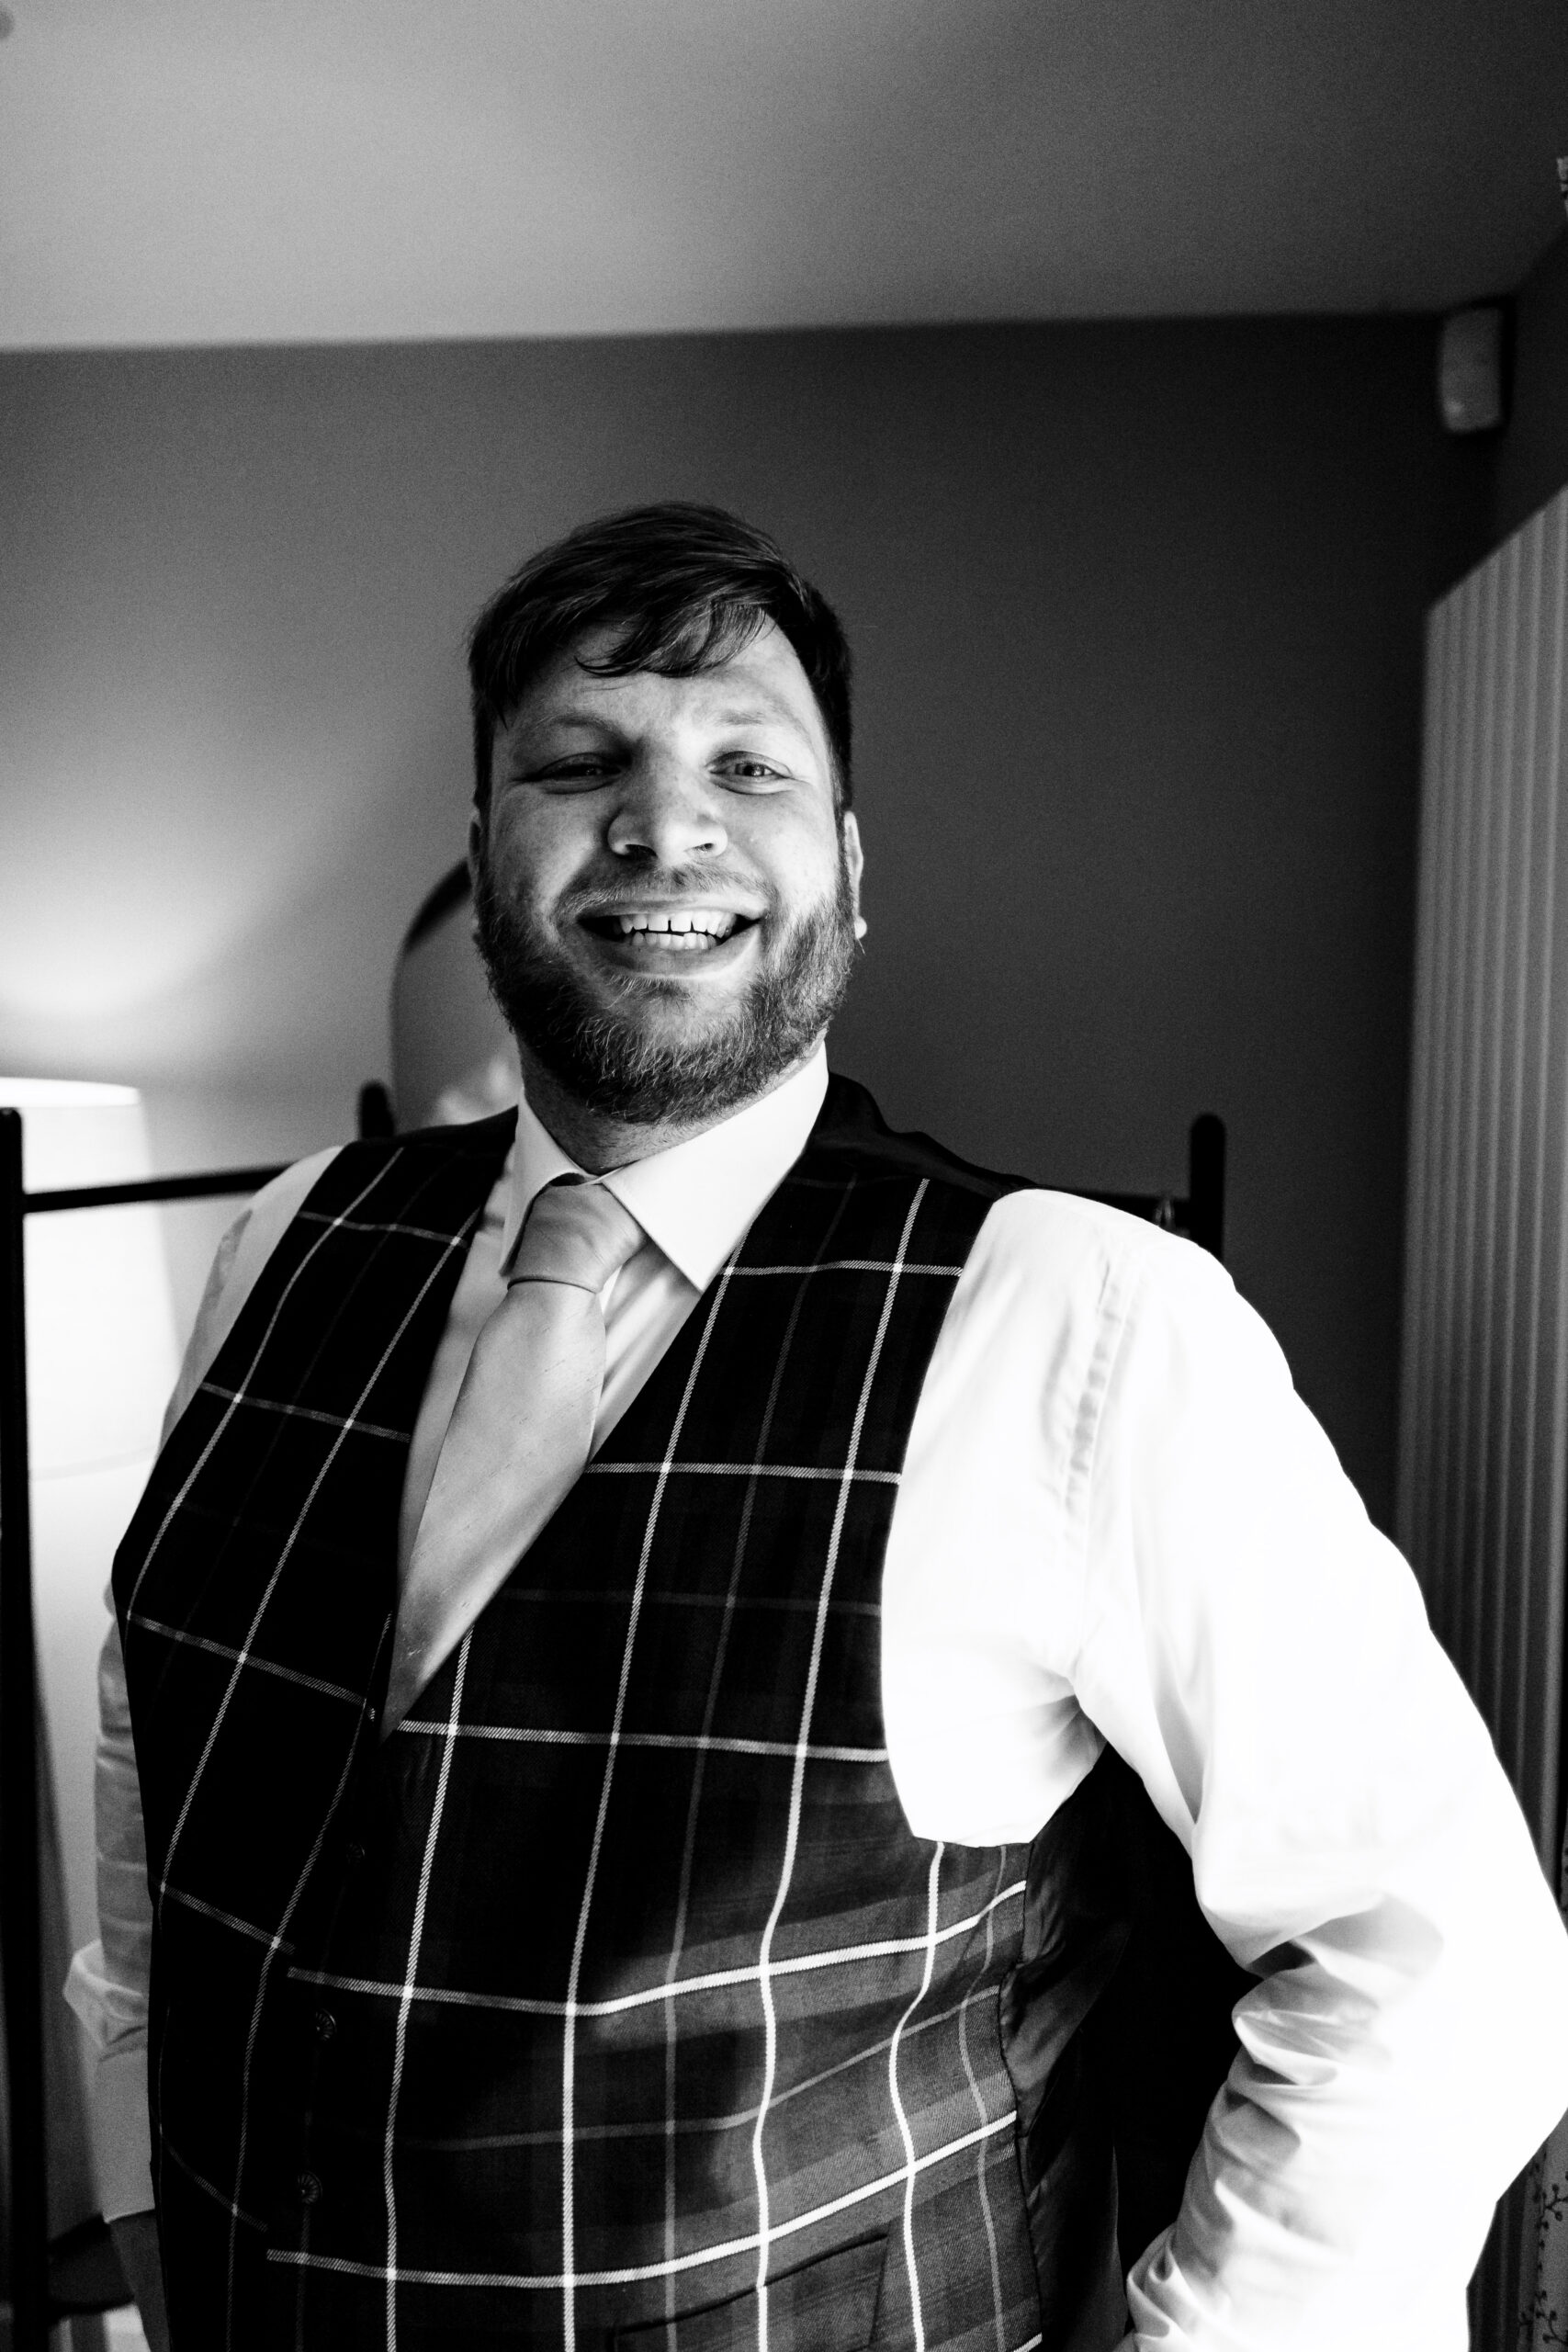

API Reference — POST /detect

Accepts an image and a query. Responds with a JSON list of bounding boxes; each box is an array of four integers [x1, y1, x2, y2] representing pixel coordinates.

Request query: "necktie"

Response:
[[381, 1176, 645, 1736]]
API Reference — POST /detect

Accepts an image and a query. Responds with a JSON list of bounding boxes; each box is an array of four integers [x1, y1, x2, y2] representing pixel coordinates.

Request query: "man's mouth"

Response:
[[580, 908, 758, 954]]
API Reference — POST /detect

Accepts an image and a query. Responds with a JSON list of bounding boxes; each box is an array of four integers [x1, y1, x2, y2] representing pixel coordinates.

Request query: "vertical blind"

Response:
[[1400, 482, 1568, 2348]]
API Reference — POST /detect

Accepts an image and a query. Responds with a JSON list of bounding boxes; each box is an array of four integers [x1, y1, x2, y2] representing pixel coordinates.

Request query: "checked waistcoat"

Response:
[[114, 1078, 1142, 2352]]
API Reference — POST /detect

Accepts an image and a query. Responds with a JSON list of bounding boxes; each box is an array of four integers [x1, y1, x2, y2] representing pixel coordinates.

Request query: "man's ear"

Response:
[[467, 809, 485, 935], [841, 811, 867, 941]]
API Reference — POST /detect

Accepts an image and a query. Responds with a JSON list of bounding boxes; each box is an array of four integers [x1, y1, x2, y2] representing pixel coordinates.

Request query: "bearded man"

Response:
[[73, 504, 1568, 2352]]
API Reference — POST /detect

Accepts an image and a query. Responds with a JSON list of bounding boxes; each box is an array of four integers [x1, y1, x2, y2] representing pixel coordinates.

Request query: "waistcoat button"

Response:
[[313, 2009, 337, 2043], [344, 1841, 367, 1868], [296, 2171, 322, 2206]]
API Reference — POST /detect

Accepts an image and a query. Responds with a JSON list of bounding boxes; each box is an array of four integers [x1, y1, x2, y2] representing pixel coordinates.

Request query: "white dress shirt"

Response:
[[67, 1048, 1568, 2350]]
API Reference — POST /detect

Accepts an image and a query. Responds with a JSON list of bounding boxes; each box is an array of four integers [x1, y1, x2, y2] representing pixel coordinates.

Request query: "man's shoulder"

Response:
[[175, 1110, 522, 1413], [974, 1182, 1226, 1287], [346, 1105, 520, 1167], [807, 1072, 1034, 1203], [811, 1074, 1235, 1307], [275, 1107, 518, 1210]]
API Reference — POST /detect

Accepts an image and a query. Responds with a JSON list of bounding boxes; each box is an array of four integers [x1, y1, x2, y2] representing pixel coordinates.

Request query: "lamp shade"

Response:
[[2, 1079, 180, 1972]]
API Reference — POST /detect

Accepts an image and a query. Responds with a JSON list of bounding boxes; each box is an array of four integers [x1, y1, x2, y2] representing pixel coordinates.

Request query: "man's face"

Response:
[[470, 618, 863, 1126]]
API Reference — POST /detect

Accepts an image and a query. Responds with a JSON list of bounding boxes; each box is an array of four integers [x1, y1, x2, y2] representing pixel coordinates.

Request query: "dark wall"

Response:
[[0, 320, 1476, 1527]]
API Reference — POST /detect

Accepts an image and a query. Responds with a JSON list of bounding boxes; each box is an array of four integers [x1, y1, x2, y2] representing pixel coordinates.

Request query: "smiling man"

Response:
[[75, 504, 1568, 2352], [468, 599, 863, 1151]]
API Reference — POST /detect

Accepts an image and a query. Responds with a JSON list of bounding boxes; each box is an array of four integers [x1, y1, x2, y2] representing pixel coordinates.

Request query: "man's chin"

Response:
[[556, 962, 760, 1046], [531, 1043, 779, 1130]]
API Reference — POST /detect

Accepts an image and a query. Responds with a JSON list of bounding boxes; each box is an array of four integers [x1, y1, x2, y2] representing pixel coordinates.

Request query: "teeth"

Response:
[[613, 909, 738, 944]]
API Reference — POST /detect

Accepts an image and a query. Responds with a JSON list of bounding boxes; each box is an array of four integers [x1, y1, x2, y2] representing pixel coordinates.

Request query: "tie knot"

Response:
[[510, 1178, 645, 1295]]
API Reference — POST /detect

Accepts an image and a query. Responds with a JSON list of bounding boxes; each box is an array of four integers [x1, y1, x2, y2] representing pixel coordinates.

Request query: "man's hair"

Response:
[[466, 502, 853, 815]]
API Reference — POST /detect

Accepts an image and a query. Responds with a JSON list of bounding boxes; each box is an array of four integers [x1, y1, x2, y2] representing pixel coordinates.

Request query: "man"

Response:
[[71, 503, 1568, 2350]]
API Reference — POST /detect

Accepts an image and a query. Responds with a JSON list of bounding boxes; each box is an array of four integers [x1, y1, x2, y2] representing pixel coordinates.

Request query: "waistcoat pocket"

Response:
[[610, 2232, 888, 2352]]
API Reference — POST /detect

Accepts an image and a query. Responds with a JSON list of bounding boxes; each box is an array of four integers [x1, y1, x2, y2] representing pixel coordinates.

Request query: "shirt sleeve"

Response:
[[1057, 1217, 1568, 2349], [62, 1146, 341, 2220]]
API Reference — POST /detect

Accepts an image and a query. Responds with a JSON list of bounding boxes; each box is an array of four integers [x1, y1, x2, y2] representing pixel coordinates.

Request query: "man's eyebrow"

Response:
[[710, 700, 816, 741], [516, 709, 623, 735], [513, 699, 817, 745], [498, 712, 626, 761]]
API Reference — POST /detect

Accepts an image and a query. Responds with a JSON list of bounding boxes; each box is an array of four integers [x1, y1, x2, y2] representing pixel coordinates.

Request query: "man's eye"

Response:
[[534, 759, 615, 786], [717, 758, 787, 785]]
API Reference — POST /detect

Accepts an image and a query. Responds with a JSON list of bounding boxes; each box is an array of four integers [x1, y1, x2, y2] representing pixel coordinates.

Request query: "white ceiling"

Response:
[[1, 0, 1564, 350]]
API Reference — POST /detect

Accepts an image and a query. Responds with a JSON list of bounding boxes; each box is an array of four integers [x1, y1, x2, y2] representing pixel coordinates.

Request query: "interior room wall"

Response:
[[1488, 229, 1568, 550], [0, 318, 1478, 1529]]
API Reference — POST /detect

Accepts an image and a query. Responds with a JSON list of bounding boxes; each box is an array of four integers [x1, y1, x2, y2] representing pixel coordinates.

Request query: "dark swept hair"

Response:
[[466, 503, 853, 814]]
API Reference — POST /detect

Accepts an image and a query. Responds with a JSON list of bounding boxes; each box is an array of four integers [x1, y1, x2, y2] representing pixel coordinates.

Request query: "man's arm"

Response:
[[886, 1188, 1568, 2348], [62, 1148, 339, 2341], [63, 1616, 174, 2344], [1072, 1223, 1568, 2347]]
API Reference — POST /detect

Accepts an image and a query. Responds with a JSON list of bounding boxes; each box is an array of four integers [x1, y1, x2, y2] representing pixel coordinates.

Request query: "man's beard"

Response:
[[472, 852, 858, 1126]]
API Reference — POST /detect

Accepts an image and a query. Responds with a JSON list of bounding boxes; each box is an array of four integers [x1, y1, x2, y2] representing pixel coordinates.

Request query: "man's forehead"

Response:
[[506, 619, 824, 741]]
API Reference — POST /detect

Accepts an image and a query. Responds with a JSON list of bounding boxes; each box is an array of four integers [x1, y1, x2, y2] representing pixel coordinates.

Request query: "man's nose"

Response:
[[604, 757, 728, 864]]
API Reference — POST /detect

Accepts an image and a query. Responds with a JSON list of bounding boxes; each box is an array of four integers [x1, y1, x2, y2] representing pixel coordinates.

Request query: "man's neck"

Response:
[[515, 1045, 822, 1174]]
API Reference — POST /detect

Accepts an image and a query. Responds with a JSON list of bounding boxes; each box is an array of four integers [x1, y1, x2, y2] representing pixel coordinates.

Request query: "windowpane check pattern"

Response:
[[116, 1081, 1107, 2352]]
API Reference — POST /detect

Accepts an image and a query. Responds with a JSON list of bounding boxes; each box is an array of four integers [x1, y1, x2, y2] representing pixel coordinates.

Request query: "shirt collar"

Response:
[[501, 1047, 829, 1290]]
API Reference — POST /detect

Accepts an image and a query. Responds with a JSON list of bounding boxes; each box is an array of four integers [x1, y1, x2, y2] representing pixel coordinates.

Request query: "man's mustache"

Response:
[[547, 867, 775, 921]]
